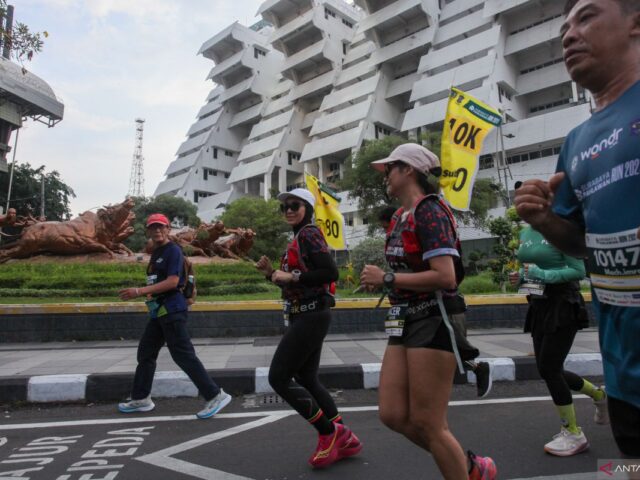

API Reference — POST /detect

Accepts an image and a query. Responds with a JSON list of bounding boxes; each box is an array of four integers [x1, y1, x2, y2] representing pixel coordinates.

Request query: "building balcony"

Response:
[[370, 26, 435, 66], [207, 50, 258, 84], [227, 152, 276, 184], [197, 102, 222, 120], [335, 57, 376, 88], [481, 103, 592, 154], [281, 38, 338, 80], [176, 131, 210, 156], [237, 130, 285, 162], [154, 171, 189, 196], [165, 151, 202, 177], [301, 124, 365, 162], [402, 85, 490, 131], [311, 99, 372, 136], [249, 108, 294, 140], [411, 55, 494, 102], [439, 0, 483, 22], [386, 72, 420, 99], [343, 39, 376, 66], [357, 0, 427, 37], [321, 74, 379, 112], [516, 62, 571, 96], [483, 0, 530, 18], [290, 70, 336, 101], [230, 101, 264, 128], [270, 8, 316, 46], [433, 8, 492, 46], [263, 96, 293, 117], [302, 110, 321, 130], [217, 77, 256, 103], [504, 16, 564, 56], [419, 25, 500, 73], [202, 154, 236, 173], [188, 111, 222, 137]]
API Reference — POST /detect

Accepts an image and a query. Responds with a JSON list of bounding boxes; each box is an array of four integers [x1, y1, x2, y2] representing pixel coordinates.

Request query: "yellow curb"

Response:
[[0, 293, 592, 315]]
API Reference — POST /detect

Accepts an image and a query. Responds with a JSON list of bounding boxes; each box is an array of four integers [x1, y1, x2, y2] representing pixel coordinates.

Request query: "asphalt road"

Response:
[[0, 380, 621, 479]]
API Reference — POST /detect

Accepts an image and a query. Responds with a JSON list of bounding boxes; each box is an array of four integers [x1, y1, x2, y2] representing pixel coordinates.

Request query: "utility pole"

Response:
[[128, 119, 145, 197], [497, 110, 513, 207], [40, 173, 45, 219]]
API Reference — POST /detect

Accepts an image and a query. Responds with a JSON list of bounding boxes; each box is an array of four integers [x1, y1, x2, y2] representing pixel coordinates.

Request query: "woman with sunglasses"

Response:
[[360, 144, 496, 480], [255, 188, 362, 469]]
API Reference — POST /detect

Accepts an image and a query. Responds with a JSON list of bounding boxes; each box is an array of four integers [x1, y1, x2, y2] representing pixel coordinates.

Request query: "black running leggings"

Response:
[[268, 308, 338, 433], [532, 324, 585, 406]]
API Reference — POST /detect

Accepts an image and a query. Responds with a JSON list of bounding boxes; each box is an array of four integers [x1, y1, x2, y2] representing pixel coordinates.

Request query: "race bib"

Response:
[[385, 304, 407, 337], [518, 281, 545, 297], [283, 301, 290, 327], [586, 228, 640, 307]]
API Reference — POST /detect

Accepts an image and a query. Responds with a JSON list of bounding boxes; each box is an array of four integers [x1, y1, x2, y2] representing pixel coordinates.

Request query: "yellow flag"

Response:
[[305, 173, 347, 250], [440, 87, 502, 211]]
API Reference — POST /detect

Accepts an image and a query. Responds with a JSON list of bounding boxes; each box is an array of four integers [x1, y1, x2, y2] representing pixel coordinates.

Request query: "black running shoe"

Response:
[[475, 361, 492, 398]]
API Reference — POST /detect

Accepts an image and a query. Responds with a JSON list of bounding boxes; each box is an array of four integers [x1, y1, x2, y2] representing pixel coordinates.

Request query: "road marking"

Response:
[[0, 437, 6, 447], [0, 394, 592, 431], [136, 412, 293, 480]]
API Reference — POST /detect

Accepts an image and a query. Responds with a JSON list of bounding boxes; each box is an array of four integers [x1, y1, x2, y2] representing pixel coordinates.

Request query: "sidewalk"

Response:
[[0, 328, 603, 404]]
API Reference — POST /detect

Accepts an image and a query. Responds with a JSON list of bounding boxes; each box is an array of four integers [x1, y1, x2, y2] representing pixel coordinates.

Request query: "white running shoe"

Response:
[[593, 386, 609, 425], [544, 427, 589, 456], [118, 397, 155, 413], [197, 389, 232, 419]]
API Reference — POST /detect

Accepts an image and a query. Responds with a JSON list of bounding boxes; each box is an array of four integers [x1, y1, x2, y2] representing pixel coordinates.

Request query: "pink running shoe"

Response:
[[337, 425, 363, 458], [468, 450, 497, 480], [308, 423, 349, 468]]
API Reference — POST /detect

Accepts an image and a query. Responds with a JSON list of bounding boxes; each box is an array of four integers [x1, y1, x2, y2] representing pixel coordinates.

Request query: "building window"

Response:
[[375, 125, 391, 139], [529, 97, 572, 114], [224, 173, 230, 179], [504, 144, 563, 165], [509, 14, 562, 35], [342, 19, 353, 28], [203, 170, 208, 180], [346, 215, 353, 227], [520, 57, 564, 75], [498, 85, 512, 102], [479, 154, 494, 170], [324, 7, 336, 19], [225, 150, 233, 157], [288, 152, 300, 166], [329, 162, 340, 172], [213, 148, 218, 159], [254, 47, 267, 59]]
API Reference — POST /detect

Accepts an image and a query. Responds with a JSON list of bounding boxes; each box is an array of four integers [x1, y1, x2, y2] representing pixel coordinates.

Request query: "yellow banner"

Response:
[[305, 173, 347, 250], [440, 87, 502, 211]]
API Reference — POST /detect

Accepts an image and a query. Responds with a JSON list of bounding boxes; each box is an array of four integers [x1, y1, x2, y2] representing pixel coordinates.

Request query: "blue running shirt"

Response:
[[554, 80, 640, 408]]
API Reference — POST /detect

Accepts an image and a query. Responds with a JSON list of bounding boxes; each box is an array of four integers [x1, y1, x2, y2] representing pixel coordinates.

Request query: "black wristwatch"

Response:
[[383, 272, 396, 289]]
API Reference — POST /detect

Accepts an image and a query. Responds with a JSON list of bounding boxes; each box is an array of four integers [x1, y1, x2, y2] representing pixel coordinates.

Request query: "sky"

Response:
[[13, 0, 264, 216]]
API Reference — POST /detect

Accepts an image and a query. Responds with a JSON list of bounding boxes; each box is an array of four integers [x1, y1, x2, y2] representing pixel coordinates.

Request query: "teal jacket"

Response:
[[517, 226, 585, 284]]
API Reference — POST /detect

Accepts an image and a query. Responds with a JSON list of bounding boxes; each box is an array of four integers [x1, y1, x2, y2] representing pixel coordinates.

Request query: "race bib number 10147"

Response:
[[586, 228, 640, 307]]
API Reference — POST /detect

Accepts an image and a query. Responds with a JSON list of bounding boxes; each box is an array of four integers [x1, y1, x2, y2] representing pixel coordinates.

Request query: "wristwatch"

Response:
[[291, 270, 302, 283], [383, 272, 396, 289]]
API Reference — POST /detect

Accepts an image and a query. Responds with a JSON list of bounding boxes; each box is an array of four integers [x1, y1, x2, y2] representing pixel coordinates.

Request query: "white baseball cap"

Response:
[[371, 143, 440, 175], [277, 188, 316, 209]]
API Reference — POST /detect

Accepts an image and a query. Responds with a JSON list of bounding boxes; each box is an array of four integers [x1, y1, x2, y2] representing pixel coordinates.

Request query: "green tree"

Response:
[[219, 197, 289, 261], [339, 135, 406, 231], [1, 1, 47, 66], [0, 162, 75, 220], [487, 207, 521, 292], [340, 136, 500, 231], [124, 195, 201, 253]]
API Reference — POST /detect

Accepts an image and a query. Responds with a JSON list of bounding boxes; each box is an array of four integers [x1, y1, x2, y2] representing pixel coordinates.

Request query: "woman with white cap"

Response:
[[255, 188, 362, 469], [360, 144, 496, 480]]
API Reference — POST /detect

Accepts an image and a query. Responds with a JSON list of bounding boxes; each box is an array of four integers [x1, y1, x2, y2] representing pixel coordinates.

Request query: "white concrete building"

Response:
[[155, 0, 591, 244]]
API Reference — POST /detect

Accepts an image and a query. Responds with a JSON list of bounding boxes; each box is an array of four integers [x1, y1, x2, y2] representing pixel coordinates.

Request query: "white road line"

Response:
[[0, 395, 591, 431], [0, 437, 6, 447], [136, 413, 293, 480]]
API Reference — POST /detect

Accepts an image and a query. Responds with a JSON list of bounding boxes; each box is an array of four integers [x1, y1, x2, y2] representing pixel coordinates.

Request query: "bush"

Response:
[[350, 237, 386, 277]]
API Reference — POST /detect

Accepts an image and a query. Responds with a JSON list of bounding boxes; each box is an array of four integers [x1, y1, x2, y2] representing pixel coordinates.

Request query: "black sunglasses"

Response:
[[280, 201, 302, 213], [384, 161, 403, 176]]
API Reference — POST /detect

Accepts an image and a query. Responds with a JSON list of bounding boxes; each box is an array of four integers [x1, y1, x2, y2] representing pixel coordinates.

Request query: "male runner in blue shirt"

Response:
[[515, 0, 640, 458]]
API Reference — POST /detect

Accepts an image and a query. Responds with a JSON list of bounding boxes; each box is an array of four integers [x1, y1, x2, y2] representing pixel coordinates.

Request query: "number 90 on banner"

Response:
[[316, 217, 341, 239]]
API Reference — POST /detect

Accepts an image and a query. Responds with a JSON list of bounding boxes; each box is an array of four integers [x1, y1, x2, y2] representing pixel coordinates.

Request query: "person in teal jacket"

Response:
[[510, 220, 608, 457]]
